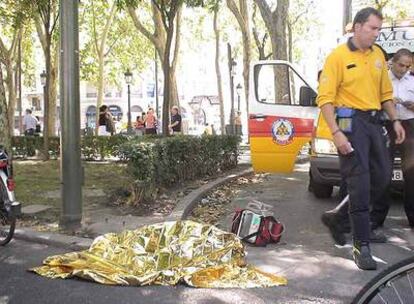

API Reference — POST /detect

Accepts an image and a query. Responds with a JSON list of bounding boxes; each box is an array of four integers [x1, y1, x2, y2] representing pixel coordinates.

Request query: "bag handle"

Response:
[[266, 218, 285, 240]]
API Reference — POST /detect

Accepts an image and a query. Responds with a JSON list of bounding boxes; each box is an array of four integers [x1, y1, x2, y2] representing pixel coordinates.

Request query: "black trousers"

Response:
[[337, 111, 391, 242], [371, 119, 414, 226]]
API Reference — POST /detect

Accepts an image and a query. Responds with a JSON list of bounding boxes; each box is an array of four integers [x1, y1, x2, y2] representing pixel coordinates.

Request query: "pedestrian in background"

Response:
[[135, 115, 145, 136], [144, 108, 157, 135], [317, 7, 405, 270], [23, 109, 38, 136], [168, 106, 182, 135], [98, 105, 115, 136], [370, 48, 414, 228]]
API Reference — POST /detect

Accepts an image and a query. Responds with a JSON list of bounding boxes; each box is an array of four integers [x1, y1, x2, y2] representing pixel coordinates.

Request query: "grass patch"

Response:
[[13, 160, 133, 209]]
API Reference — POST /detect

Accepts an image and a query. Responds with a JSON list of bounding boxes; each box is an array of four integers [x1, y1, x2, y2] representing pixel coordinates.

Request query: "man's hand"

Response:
[[333, 131, 354, 155], [393, 120, 405, 144], [405, 103, 414, 112], [393, 97, 403, 105]]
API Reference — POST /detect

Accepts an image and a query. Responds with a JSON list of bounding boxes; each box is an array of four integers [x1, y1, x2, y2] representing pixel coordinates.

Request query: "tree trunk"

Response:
[[288, 22, 293, 62], [213, 9, 225, 134], [93, 1, 117, 134], [162, 21, 175, 135], [43, 34, 51, 160], [4, 60, 16, 132], [241, 29, 251, 113], [127, 3, 182, 130], [0, 64, 11, 152], [48, 46, 58, 136], [169, 72, 179, 107], [343, 0, 352, 34], [95, 52, 105, 134], [226, 0, 251, 116]]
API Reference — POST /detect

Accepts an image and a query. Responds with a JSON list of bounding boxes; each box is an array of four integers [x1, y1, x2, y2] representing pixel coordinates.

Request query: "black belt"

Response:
[[354, 109, 384, 124]]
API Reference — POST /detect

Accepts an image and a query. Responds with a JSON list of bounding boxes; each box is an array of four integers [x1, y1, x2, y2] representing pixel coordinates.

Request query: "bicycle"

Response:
[[352, 255, 414, 303], [0, 146, 21, 245]]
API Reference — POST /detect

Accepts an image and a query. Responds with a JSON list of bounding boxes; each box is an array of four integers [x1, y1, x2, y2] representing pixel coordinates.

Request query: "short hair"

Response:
[[26, 109, 32, 114], [392, 48, 414, 62], [99, 105, 107, 112], [352, 7, 383, 29]]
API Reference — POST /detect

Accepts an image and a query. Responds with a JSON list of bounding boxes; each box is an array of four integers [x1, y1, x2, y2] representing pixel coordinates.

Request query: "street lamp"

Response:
[[40, 70, 47, 86], [236, 83, 242, 112], [124, 69, 133, 134]]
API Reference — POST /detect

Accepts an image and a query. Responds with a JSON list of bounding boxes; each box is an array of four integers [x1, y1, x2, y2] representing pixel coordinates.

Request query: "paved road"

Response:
[[1, 162, 413, 303], [218, 162, 414, 303], [0, 239, 337, 304]]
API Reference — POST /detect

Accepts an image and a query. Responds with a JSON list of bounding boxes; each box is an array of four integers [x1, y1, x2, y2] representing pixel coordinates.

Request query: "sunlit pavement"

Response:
[[218, 162, 414, 303], [1, 162, 412, 304]]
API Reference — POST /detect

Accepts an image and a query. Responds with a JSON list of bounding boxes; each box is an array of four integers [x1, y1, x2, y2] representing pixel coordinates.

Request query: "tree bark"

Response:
[[213, 9, 225, 134], [255, 0, 289, 102], [162, 16, 176, 135], [0, 23, 20, 152], [4, 60, 16, 131], [254, 0, 289, 61], [0, 64, 11, 152], [49, 46, 58, 135], [343, 0, 352, 34], [226, 0, 251, 112], [34, 4, 59, 138]]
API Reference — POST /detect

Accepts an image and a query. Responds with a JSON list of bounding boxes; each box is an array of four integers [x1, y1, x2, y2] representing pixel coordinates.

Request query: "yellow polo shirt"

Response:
[[317, 39, 393, 110]]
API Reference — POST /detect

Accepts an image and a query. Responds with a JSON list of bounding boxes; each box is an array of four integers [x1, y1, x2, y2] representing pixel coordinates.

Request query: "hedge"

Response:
[[11, 135, 129, 160], [118, 135, 240, 203]]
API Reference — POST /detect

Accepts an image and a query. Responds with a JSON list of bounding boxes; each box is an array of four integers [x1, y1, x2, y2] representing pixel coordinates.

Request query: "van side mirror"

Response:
[[299, 86, 317, 107]]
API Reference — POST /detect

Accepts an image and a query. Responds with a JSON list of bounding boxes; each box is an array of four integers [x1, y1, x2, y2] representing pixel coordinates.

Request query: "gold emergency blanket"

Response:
[[31, 220, 287, 288]]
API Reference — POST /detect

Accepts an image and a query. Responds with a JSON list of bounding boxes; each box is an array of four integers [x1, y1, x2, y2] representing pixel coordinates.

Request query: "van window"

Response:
[[255, 63, 314, 106], [255, 64, 290, 105]]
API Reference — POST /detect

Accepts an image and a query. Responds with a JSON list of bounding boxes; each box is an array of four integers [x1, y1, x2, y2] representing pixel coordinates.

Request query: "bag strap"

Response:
[[241, 231, 259, 242]]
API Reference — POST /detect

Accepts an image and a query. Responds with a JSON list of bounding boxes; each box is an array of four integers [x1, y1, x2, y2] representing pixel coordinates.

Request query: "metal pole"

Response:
[[59, 0, 82, 230], [237, 94, 240, 112], [127, 84, 132, 134], [155, 49, 159, 118]]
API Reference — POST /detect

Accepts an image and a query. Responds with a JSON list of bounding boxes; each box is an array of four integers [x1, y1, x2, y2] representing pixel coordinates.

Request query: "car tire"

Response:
[[309, 173, 333, 198]]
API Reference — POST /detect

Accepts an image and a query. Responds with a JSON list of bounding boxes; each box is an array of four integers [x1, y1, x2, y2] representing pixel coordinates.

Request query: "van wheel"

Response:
[[309, 174, 333, 198]]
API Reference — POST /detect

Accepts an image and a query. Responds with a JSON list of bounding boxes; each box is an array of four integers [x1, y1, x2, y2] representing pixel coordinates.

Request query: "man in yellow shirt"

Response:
[[317, 7, 405, 270]]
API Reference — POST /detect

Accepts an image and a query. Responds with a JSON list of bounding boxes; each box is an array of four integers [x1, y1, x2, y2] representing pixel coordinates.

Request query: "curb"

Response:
[[168, 167, 254, 221], [13, 228, 92, 251]]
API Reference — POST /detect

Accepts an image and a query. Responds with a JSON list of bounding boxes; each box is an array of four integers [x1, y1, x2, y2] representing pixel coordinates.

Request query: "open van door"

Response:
[[248, 60, 319, 173]]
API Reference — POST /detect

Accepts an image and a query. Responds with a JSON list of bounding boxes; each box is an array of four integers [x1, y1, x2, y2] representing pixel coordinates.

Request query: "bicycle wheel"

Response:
[[352, 256, 414, 304], [0, 179, 15, 246]]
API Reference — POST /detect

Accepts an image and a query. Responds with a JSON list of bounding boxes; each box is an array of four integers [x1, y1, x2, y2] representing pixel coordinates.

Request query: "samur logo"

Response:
[[271, 119, 295, 145]]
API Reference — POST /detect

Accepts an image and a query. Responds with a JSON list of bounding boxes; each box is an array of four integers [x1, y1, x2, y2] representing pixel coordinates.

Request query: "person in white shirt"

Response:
[[372, 48, 414, 228], [22, 109, 38, 136]]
